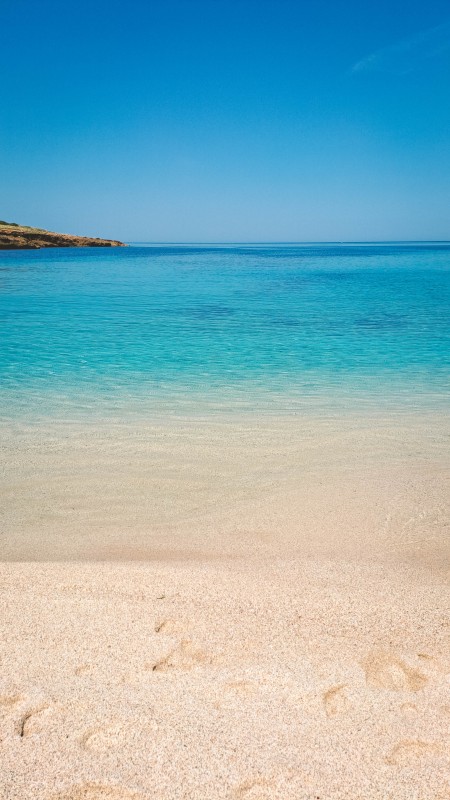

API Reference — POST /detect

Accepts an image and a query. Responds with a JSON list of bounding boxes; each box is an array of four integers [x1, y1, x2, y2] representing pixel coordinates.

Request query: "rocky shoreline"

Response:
[[0, 222, 126, 249]]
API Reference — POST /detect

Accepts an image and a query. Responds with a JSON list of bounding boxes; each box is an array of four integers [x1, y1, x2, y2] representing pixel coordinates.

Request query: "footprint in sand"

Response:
[[235, 772, 312, 799], [150, 639, 212, 672], [224, 680, 255, 697], [386, 740, 439, 766], [17, 705, 53, 738], [154, 618, 185, 635], [236, 779, 274, 799], [74, 664, 92, 677], [417, 652, 435, 663], [0, 694, 23, 710], [213, 680, 256, 710], [81, 724, 129, 754], [400, 702, 418, 716], [323, 684, 349, 718], [362, 651, 428, 691], [50, 785, 143, 800]]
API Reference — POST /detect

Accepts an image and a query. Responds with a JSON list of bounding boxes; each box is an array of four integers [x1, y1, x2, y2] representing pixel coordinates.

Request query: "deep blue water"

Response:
[[1, 243, 449, 417]]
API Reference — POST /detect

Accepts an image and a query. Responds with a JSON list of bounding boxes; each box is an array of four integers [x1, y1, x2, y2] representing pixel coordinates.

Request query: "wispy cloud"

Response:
[[352, 19, 450, 75]]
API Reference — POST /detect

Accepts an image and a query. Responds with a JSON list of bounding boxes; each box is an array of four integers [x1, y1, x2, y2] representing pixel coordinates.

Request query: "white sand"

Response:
[[0, 411, 449, 798]]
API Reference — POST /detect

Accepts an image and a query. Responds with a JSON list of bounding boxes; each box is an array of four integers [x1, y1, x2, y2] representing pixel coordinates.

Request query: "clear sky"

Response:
[[1, 0, 449, 241]]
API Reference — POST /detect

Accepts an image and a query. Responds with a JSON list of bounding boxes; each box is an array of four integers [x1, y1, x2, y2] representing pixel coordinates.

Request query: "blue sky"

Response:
[[1, 0, 449, 241]]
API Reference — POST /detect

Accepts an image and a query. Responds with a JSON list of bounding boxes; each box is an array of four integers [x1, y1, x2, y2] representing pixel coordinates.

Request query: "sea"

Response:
[[1, 243, 449, 420]]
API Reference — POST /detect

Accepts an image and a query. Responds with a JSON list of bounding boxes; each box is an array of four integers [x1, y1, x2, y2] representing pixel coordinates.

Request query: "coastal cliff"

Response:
[[0, 221, 126, 249]]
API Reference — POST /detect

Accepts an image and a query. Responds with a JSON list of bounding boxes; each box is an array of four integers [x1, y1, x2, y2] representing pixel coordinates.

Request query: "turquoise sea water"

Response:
[[1, 243, 449, 419]]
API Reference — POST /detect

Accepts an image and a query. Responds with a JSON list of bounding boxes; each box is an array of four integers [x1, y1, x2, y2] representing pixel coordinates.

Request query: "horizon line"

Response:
[[124, 239, 450, 245]]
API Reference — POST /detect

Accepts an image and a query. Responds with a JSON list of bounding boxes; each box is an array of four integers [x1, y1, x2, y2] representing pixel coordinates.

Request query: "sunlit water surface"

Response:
[[1, 243, 449, 421]]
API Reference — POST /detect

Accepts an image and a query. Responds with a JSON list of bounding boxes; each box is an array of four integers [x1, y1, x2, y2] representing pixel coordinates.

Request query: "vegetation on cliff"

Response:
[[0, 221, 125, 249]]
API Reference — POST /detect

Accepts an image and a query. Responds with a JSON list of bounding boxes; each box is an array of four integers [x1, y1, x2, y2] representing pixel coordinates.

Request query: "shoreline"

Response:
[[1, 408, 449, 564]]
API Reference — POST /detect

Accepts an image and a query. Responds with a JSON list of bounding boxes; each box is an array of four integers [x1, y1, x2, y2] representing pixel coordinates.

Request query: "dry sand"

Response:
[[0, 411, 449, 798]]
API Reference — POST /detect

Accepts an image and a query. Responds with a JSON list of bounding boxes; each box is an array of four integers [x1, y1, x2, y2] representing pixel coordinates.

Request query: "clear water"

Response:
[[1, 243, 449, 419]]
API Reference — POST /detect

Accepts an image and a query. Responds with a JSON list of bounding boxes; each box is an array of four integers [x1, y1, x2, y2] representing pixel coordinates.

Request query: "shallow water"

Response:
[[1, 243, 449, 560], [1, 243, 449, 419]]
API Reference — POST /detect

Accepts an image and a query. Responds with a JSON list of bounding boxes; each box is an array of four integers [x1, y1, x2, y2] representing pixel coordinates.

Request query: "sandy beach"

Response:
[[1, 411, 449, 798], [0, 555, 449, 800]]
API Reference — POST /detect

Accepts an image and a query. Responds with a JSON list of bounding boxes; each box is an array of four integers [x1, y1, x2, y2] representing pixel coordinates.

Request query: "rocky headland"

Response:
[[0, 220, 126, 249]]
